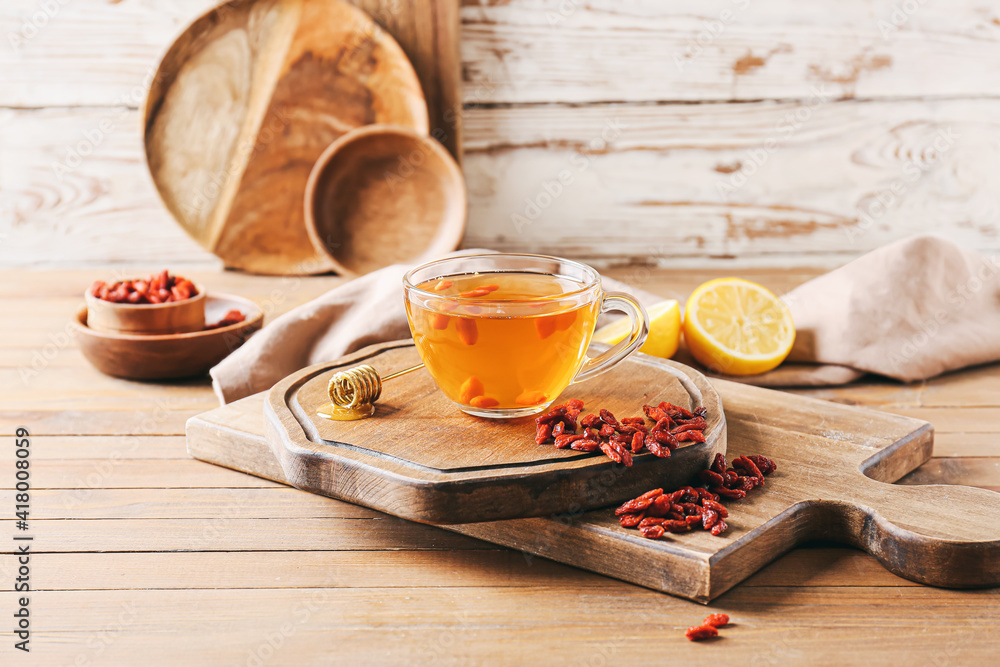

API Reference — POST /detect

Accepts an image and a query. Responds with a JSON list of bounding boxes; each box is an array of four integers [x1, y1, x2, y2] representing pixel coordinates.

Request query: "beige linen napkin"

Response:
[[211, 236, 1000, 403], [712, 235, 1000, 387]]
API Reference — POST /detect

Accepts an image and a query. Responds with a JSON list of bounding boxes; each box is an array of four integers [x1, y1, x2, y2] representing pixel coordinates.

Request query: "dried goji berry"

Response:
[[600, 441, 632, 467], [710, 452, 728, 475], [701, 498, 728, 518], [599, 409, 619, 428], [619, 512, 644, 527], [570, 439, 600, 453], [650, 430, 680, 449], [642, 404, 668, 422], [733, 456, 765, 483], [536, 407, 567, 425], [535, 423, 553, 445], [670, 418, 706, 433], [553, 434, 585, 449], [747, 455, 777, 475], [703, 613, 729, 628], [562, 410, 580, 432], [723, 470, 740, 487], [710, 519, 728, 536], [685, 625, 718, 641], [564, 398, 584, 411], [675, 430, 706, 443], [679, 502, 703, 516], [662, 519, 693, 533], [678, 487, 700, 503], [713, 487, 746, 500], [639, 523, 666, 539], [636, 488, 664, 502], [644, 435, 671, 458], [598, 423, 616, 438], [660, 402, 694, 421], [638, 516, 665, 529], [697, 487, 721, 504], [631, 431, 645, 453], [702, 508, 719, 529], [615, 496, 653, 516], [645, 496, 672, 517], [580, 414, 601, 429], [699, 469, 725, 487]]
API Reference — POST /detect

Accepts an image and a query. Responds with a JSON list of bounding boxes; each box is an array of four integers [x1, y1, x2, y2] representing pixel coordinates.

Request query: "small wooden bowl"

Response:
[[305, 124, 467, 277], [85, 286, 206, 335], [73, 294, 263, 381]]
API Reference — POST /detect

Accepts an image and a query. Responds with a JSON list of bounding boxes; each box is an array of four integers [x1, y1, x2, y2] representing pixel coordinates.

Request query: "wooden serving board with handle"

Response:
[[187, 343, 1000, 602], [262, 342, 726, 524]]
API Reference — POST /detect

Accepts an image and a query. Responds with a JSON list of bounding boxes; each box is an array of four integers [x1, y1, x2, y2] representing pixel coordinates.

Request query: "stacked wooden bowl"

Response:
[[143, 0, 465, 276]]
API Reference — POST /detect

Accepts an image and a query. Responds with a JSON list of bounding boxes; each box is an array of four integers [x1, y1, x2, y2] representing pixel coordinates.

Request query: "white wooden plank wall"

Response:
[[1, 0, 998, 269]]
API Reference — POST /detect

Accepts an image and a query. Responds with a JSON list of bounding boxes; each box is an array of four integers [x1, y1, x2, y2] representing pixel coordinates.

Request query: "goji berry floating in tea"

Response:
[[407, 272, 601, 410], [89, 270, 198, 305], [532, 400, 709, 467]]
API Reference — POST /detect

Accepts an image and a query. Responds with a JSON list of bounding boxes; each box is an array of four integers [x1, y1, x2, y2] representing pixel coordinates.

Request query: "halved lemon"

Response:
[[683, 278, 795, 375], [593, 299, 681, 359]]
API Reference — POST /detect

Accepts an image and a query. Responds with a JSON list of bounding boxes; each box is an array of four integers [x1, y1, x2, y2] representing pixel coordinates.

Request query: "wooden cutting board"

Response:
[[143, 0, 460, 275], [187, 345, 1000, 602], [263, 343, 726, 524]]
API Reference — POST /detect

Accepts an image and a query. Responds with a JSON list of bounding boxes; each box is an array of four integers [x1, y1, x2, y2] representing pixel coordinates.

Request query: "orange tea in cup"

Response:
[[403, 254, 648, 418]]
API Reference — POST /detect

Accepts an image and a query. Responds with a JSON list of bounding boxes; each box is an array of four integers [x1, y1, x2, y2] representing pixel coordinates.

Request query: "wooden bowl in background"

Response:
[[73, 294, 263, 381], [141, 0, 430, 276], [85, 286, 206, 335], [304, 125, 467, 277]]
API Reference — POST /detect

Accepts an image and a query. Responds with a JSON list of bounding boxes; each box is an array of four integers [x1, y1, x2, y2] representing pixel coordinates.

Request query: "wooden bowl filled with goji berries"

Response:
[[85, 270, 206, 335]]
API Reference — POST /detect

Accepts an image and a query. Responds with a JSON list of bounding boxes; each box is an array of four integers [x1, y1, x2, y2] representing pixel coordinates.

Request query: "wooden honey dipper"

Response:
[[319, 363, 424, 420]]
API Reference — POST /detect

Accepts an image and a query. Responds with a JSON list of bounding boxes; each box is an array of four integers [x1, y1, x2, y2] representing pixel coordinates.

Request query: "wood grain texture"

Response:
[[0, 587, 996, 666], [260, 342, 725, 523], [349, 0, 462, 159], [2, 268, 999, 664], [5, 100, 1000, 268], [3, 1, 1000, 269], [192, 343, 1000, 602], [2, 0, 999, 106]]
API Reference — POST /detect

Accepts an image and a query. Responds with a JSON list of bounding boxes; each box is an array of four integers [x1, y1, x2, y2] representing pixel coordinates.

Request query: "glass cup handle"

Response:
[[572, 291, 649, 385]]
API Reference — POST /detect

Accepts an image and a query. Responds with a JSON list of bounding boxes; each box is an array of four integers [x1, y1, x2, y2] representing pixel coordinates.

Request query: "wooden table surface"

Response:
[[2, 267, 998, 665]]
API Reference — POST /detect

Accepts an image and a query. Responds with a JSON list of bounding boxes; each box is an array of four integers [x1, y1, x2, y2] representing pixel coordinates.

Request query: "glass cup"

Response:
[[403, 253, 648, 418]]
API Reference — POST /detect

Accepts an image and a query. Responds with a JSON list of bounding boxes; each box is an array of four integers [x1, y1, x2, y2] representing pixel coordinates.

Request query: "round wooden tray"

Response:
[[142, 0, 429, 275], [264, 342, 727, 524]]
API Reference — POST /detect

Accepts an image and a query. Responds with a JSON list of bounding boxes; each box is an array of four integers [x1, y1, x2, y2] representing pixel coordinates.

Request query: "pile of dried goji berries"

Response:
[[534, 399, 708, 467], [89, 270, 198, 304], [699, 452, 776, 500], [615, 453, 776, 538], [686, 613, 729, 641]]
